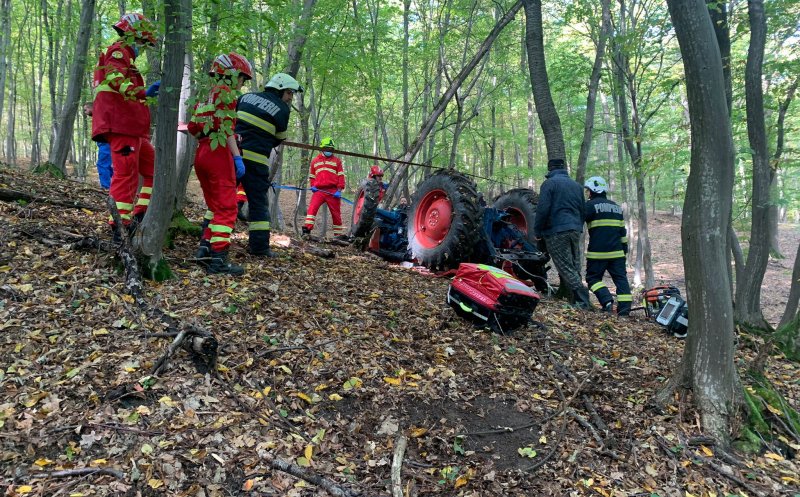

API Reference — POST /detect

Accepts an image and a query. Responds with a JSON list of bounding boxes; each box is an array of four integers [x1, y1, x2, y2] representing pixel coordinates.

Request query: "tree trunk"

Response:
[[384, 0, 523, 204], [522, 0, 565, 161], [173, 0, 194, 213], [402, 0, 410, 153], [655, 0, 740, 446], [5, 55, 16, 163], [767, 77, 799, 258], [0, 0, 12, 130], [575, 0, 611, 185], [734, 0, 770, 330], [134, 0, 184, 277], [174, 50, 196, 213], [50, 0, 96, 174], [779, 244, 800, 330]]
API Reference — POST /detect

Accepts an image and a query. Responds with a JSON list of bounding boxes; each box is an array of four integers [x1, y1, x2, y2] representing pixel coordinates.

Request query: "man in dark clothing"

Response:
[[584, 176, 632, 316], [236, 72, 302, 257], [533, 158, 592, 309]]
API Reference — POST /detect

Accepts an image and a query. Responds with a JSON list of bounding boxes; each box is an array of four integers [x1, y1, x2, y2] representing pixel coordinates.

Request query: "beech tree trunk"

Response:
[[383, 0, 523, 204], [50, 0, 95, 174], [779, 244, 800, 330], [734, 0, 770, 330], [134, 0, 184, 274], [522, 0, 565, 161], [0, 0, 12, 130], [575, 0, 611, 185], [655, 0, 740, 445]]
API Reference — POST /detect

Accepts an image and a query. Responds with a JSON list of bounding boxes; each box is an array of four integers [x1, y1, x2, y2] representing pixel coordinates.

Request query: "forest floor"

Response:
[[1, 167, 799, 497]]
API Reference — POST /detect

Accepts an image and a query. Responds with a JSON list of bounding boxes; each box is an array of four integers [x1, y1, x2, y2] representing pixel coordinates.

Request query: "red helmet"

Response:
[[113, 13, 157, 46], [210, 53, 253, 80], [369, 165, 384, 178]]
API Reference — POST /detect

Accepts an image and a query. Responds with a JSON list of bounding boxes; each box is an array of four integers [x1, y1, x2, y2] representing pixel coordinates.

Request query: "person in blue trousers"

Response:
[[83, 102, 113, 190]]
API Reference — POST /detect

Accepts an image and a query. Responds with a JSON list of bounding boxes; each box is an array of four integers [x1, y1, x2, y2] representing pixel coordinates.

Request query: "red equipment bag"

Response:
[[642, 285, 681, 319], [447, 263, 540, 335]]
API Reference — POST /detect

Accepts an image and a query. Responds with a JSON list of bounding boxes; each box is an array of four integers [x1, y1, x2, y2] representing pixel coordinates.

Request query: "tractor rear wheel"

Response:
[[408, 170, 481, 271], [493, 188, 539, 245], [350, 179, 381, 238]]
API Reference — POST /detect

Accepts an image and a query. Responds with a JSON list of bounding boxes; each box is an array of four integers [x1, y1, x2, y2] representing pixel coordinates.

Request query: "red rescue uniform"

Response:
[[187, 84, 239, 252], [304, 153, 346, 236], [92, 40, 154, 225]]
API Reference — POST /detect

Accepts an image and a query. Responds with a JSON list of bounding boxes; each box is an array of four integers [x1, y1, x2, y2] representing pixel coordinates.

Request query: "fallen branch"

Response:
[[264, 455, 362, 497], [289, 239, 335, 258], [30, 467, 125, 480], [151, 329, 189, 375], [391, 435, 408, 497], [0, 187, 99, 211]]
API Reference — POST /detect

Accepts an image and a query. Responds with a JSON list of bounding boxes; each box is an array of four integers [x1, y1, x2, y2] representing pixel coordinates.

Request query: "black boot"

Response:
[[195, 239, 211, 267], [248, 230, 276, 257], [301, 227, 311, 240], [208, 250, 244, 276]]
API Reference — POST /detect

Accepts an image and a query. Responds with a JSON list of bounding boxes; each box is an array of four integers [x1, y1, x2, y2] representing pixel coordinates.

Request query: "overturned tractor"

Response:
[[350, 170, 550, 291]]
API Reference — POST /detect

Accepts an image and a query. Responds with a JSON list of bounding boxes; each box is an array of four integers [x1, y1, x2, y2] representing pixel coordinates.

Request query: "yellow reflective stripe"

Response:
[[109, 213, 132, 221], [586, 250, 625, 259], [204, 210, 214, 220], [139, 186, 152, 194], [338, 171, 345, 175], [275, 130, 287, 139], [621, 236, 628, 243], [237, 111, 276, 135], [210, 236, 230, 244], [116, 201, 134, 211], [305, 215, 315, 220], [250, 221, 270, 231], [237, 190, 247, 197], [309, 173, 316, 178], [617, 294, 633, 302], [589, 219, 625, 228], [242, 149, 269, 165], [590, 281, 607, 292], [315, 167, 338, 175], [209, 224, 233, 234], [135, 198, 150, 206]]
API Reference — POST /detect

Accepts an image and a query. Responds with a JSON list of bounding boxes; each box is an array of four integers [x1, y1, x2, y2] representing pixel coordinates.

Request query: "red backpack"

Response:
[[447, 263, 540, 335]]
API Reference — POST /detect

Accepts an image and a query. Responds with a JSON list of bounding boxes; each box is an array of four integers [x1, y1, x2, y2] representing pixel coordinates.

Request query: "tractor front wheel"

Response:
[[350, 179, 381, 238]]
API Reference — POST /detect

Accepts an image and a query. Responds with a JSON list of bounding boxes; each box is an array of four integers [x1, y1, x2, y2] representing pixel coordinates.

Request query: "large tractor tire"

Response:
[[407, 170, 482, 271], [493, 188, 549, 292], [350, 179, 381, 238], [493, 188, 539, 245]]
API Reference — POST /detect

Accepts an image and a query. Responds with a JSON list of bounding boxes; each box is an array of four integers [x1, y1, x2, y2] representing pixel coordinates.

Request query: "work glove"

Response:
[[310, 186, 318, 193], [233, 156, 245, 179], [333, 190, 342, 198], [146, 81, 161, 98], [382, 182, 389, 189]]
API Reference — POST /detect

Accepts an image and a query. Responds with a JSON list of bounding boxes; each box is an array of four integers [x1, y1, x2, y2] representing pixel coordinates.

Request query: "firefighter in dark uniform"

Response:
[[584, 176, 632, 316], [235, 73, 302, 257]]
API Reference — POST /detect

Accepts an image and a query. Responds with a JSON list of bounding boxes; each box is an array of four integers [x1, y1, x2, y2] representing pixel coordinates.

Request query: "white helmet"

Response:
[[265, 73, 303, 92], [584, 176, 608, 194]]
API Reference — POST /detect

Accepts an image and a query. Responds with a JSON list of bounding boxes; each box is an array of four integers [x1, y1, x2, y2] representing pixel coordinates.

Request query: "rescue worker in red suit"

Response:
[[303, 137, 346, 238], [235, 73, 301, 257], [369, 165, 388, 203], [188, 53, 253, 276], [91, 13, 159, 237]]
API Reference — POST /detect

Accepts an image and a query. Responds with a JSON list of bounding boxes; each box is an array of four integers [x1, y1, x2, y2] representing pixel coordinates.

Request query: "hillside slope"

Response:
[[1, 168, 798, 497]]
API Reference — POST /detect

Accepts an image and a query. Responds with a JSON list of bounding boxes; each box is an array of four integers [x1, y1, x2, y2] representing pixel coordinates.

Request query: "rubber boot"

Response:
[[195, 239, 211, 267], [208, 250, 244, 276], [249, 231, 276, 258], [573, 287, 593, 310], [301, 227, 311, 241], [601, 301, 613, 313]]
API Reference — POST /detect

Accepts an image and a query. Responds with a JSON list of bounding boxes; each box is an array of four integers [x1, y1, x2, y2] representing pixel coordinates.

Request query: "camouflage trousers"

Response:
[[544, 230, 584, 292]]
